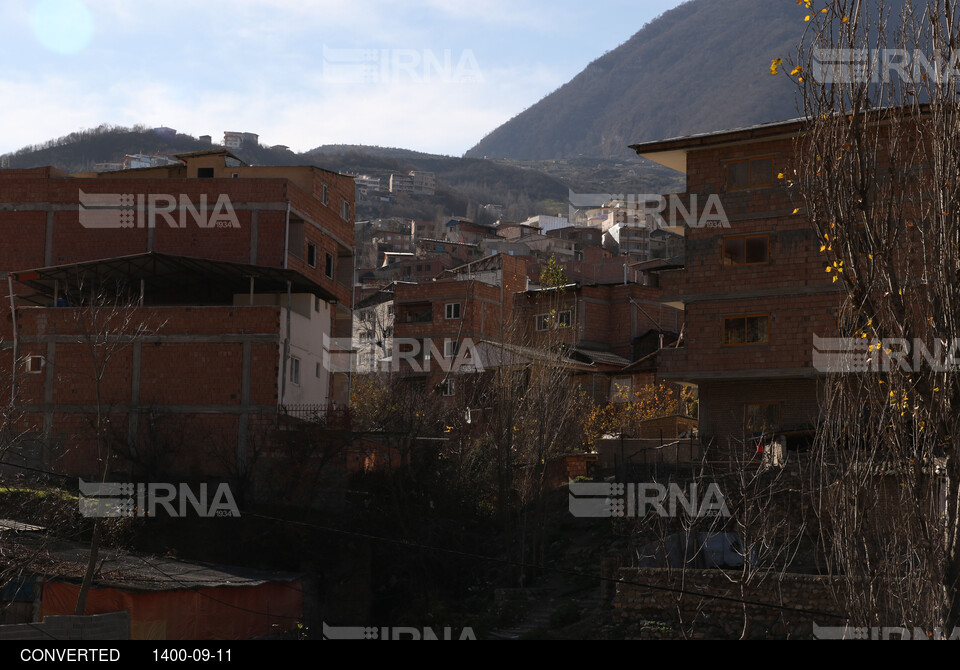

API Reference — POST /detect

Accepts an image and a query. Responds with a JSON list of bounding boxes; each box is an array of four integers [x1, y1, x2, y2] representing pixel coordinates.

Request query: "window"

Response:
[[442, 379, 456, 397], [610, 377, 632, 402], [401, 303, 433, 323], [325, 252, 334, 279], [722, 235, 769, 266], [197, 167, 215, 179], [536, 310, 572, 331], [321, 184, 329, 206], [445, 303, 461, 319], [341, 199, 351, 221], [444, 340, 459, 358], [726, 156, 774, 190], [25, 355, 44, 374], [745, 402, 781, 435], [723, 314, 769, 346], [290, 356, 301, 385], [307, 242, 317, 268], [316, 362, 323, 378]]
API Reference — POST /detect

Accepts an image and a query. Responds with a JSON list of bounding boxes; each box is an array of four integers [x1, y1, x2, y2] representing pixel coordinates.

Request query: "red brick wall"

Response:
[[697, 378, 820, 455], [0, 169, 355, 307], [0, 305, 282, 477], [516, 283, 677, 358], [653, 135, 843, 445]]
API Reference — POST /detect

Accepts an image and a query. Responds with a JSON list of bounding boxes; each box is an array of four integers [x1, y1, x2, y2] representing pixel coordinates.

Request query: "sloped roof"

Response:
[[1, 532, 300, 592], [568, 348, 631, 368]]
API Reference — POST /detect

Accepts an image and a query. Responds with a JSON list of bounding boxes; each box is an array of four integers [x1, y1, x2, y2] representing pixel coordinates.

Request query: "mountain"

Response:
[[304, 144, 573, 222], [466, 0, 845, 160], [0, 124, 310, 174]]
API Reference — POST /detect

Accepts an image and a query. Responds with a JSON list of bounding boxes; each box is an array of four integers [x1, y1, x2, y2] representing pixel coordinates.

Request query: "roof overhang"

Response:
[[10, 252, 338, 306], [630, 116, 807, 172]]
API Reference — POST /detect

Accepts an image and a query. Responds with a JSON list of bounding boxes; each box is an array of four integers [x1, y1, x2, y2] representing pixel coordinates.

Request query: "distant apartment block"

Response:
[[352, 174, 382, 198], [443, 218, 497, 244], [521, 214, 569, 234], [353, 286, 397, 373], [604, 223, 651, 260], [94, 154, 182, 173], [389, 171, 436, 196], [223, 131, 259, 149], [547, 226, 603, 253]]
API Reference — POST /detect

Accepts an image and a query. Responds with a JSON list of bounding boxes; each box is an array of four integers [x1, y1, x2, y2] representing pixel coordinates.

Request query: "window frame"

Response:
[[722, 234, 770, 267], [744, 401, 781, 435], [25, 355, 44, 374], [444, 339, 459, 359], [445, 303, 462, 320], [324, 252, 334, 280], [722, 314, 770, 347], [307, 242, 318, 268], [290, 356, 301, 386], [725, 155, 775, 191], [536, 309, 573, 331]]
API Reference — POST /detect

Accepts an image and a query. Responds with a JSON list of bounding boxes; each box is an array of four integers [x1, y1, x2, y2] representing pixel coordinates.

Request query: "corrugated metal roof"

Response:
[[0, 519, 45, 533], [2, 533, 300, 592], [10, 252, 338, 306]]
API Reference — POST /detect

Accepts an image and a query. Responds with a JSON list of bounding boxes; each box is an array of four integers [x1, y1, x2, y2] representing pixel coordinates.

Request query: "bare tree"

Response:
[[783, 0, 960, 629], [475, 258, 592, 584], [53, 278, 157, 615]]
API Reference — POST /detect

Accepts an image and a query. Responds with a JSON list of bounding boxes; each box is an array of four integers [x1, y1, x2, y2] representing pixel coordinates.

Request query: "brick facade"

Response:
[[0, 152, 355, 481], [633, 123, 843, 451]]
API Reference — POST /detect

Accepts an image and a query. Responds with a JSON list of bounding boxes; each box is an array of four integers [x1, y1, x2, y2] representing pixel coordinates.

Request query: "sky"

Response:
[[0, 0, 689, 157]]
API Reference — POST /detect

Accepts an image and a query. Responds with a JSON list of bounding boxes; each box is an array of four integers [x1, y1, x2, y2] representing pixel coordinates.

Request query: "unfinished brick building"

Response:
[[390, 254, 528, 402], [0, 150, 356, 485], [386, 252, 683, 408], [631, 118, 838, 453]]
